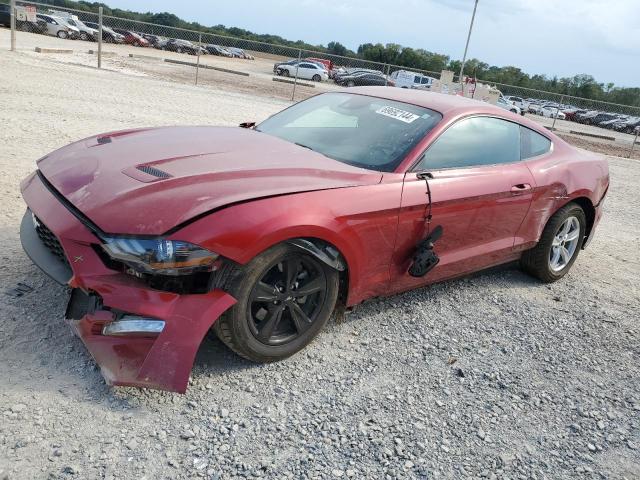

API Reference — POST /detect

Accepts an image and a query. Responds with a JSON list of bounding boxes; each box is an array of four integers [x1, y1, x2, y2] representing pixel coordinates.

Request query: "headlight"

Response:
[[101, 238, 219, 276]]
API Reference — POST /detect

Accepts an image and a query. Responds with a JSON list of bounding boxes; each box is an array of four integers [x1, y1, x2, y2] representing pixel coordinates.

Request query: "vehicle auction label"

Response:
[[375, 106, 419, 123]]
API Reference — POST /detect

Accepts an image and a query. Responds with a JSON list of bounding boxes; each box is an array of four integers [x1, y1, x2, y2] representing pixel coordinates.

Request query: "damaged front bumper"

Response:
[[63, 284, 235, 393], [20, 172, 236, 393]]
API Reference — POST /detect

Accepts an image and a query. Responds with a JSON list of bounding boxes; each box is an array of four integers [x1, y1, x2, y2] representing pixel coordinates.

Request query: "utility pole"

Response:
[[97, 7, 103, 68], [459, 0, 479, 85], [10, 0, 16, 51]]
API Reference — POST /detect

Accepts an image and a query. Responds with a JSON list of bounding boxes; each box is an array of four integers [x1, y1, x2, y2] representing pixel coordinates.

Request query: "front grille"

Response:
[[33, 214, 69, 267]]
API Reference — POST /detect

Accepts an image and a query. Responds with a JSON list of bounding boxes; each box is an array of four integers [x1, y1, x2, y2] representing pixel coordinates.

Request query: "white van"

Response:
[[390, 70, 435, 90]]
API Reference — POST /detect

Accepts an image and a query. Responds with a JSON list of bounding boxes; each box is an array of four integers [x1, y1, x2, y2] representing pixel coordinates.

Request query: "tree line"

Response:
[[36, 0, 640, 107]]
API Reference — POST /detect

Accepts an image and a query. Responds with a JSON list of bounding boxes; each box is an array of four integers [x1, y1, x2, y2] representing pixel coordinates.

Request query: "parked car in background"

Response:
[[162, 38, 203, 55], [273, 58, 300, 73], [112, 28, 150, 47], [48, 11, 97, 41], [598, 117, 626, 129], [0, 4, 46, 33], [563, 109, 587, 122], [227, 47, 254, 59], [335, 71, 393, 87], [527, 102, 543, 115], [390, 70, 435, 90], [587, 113, 618, 126], [497, 97, 522, 115], [333, 68, 384, 82], [36, 13, 79, 39], [276, 61, 328, 81], [206, 44, 233, 57], [84, 21, 125, 43], [540, 106, 566, 120], [140, 33, 167, 48], [575, 110, 599, 124], [613, 118, 640, 134], [505, 96, 528, 113]]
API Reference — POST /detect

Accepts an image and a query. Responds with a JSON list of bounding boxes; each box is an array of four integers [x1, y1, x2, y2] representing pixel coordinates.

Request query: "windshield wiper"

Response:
[[294, 142, 314, 151]]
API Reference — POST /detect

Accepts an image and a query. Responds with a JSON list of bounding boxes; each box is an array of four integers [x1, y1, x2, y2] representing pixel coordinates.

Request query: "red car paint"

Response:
[[20, 87, 609, 392], [306, 57, 332, 71], [114, 30, 150, 47]]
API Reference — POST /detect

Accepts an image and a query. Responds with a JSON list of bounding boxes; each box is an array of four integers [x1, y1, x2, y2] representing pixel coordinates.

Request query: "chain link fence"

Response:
[[3, 0, 639, 155]]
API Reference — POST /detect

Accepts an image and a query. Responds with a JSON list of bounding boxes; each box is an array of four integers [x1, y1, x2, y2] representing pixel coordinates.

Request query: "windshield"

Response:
[[256, 93, 441, 172]]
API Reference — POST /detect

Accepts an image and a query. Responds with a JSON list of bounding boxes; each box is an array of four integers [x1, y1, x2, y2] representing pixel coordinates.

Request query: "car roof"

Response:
[[343, 87, 556, 136], [348, 86, 501, 114]]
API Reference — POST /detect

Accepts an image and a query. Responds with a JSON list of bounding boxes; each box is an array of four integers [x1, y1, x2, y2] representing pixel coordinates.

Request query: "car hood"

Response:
[[36, 126, 382, 235]]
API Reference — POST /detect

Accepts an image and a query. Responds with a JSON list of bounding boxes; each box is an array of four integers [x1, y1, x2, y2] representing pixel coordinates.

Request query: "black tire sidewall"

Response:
[[221, 244, 339, 362]]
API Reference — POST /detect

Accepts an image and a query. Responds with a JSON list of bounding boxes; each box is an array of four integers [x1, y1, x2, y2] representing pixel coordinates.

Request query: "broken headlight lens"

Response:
[[101, 238, 219, 276]]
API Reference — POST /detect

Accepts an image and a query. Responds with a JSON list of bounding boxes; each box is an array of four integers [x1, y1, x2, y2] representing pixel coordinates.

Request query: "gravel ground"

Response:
[[0, 50, 639, 480]]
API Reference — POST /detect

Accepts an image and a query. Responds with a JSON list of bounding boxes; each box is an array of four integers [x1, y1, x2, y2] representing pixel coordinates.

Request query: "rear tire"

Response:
[[520, 202, 586, 283], [214, 243, 339, 363]]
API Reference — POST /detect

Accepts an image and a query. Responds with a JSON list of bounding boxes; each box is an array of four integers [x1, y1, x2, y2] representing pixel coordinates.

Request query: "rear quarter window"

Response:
[[521, 126, 552, 159]]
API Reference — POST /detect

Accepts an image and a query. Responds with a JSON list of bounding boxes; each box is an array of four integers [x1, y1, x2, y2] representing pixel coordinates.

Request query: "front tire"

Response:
[[57, 31, 68, 39], [214, 244, 339, 362], [312, 74, 321, 82], [521, 202, 586, 282], [347, 80, 355, 87]]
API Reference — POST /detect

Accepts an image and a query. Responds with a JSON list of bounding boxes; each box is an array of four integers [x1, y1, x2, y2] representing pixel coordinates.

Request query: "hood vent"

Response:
[[136, 165, 172, 179]]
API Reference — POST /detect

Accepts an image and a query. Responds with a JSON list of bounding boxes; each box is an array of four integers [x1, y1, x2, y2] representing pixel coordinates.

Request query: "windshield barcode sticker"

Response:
[[375, 106, 420, 123]]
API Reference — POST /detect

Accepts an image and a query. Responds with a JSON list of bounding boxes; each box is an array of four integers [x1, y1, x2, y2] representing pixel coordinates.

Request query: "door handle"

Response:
[[510, 183, 532, 195]]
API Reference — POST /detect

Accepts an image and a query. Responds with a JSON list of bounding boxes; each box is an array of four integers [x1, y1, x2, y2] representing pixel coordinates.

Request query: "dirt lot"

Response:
[[0, 50, 639, 480]]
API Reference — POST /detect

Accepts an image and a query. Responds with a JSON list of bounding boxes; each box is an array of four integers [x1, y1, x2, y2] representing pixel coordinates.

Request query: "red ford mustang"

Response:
[[20, 88, 609, 392]]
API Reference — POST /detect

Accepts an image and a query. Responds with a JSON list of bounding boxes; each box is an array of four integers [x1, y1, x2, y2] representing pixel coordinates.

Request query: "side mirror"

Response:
[[239, 122, 256, 129], [429, 225, 443, 243]]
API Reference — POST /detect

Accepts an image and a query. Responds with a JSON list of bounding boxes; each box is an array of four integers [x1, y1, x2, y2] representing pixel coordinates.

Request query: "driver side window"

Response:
[[414, 116, 521, 170]]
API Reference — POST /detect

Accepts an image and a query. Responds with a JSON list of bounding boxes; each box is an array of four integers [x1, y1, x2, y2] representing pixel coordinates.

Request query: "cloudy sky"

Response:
[[106, 0, 639, 87]]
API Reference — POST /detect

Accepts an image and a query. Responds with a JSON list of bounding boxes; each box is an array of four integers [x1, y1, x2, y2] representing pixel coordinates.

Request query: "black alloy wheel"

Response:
[[248, 255, 327, 346], [213, 243, 339, 362]]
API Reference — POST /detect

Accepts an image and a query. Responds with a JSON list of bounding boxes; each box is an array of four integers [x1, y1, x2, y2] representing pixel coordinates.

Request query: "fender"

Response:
[[170, 182, 404, 306]]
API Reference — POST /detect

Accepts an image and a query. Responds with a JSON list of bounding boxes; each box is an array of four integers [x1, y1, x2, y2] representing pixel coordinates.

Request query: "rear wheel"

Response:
[[521, 202, 586, 282], [214, 244, 339, 362]]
